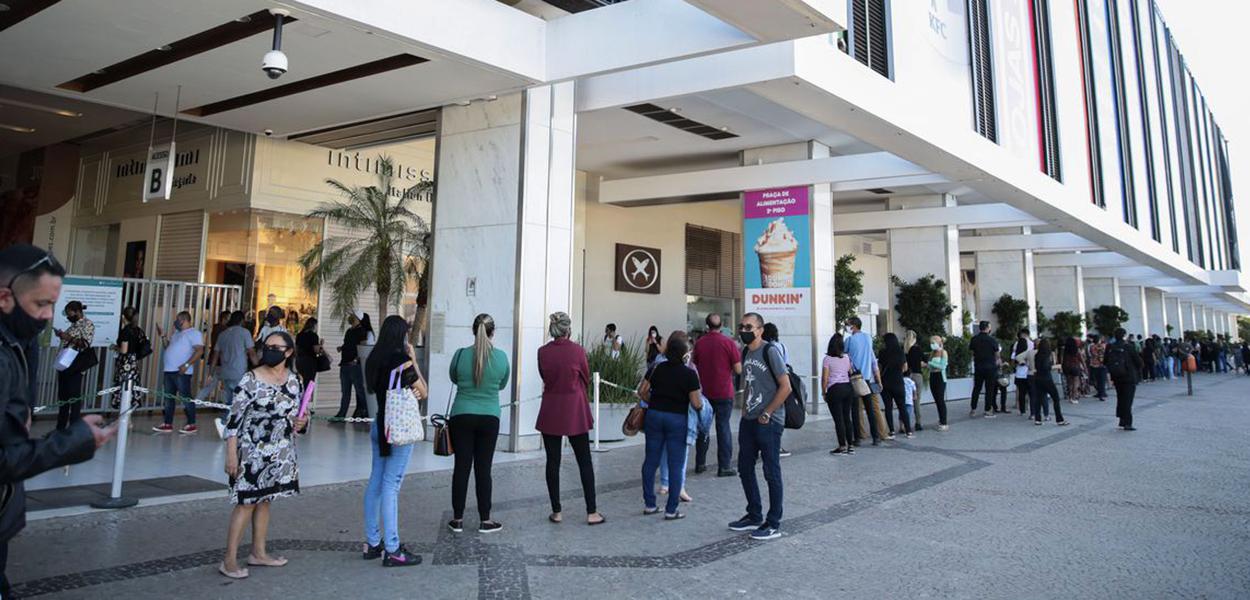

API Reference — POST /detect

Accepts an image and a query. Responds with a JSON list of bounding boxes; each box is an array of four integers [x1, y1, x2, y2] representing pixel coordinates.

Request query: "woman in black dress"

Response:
[[294, 318, 322, 390], [112, 306, 148, 406]]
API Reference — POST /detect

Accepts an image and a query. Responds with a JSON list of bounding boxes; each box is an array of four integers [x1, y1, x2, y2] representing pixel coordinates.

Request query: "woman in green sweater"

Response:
[[928, 335, 950, 431], [447, 313, 510, 534]]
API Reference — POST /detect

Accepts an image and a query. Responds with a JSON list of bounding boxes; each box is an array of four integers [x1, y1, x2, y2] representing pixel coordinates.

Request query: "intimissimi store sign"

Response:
[[326, 150, 432, 201], [100, 135, 212, 206]]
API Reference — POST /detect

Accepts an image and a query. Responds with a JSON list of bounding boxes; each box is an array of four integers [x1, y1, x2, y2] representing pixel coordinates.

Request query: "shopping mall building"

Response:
[[1, 0, 1245, 449]]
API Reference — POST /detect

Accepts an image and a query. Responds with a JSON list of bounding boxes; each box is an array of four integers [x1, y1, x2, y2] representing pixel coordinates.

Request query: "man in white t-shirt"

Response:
[[153, 310, 205, 434]]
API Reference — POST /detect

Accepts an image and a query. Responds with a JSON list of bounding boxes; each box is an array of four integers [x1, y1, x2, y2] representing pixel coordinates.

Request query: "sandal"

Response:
[[548, 513, 562, 524], [219, 563, 249, 579], [587, 513, 606, 526], [247, 555, 288, 567]]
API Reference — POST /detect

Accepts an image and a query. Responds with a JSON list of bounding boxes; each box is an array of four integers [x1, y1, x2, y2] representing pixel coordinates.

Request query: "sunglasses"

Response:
[[4, 253, 62, 289]]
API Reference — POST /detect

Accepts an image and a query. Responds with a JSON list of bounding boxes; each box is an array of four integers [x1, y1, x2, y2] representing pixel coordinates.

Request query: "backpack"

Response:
[[742, 343, 807, 429], [1104, 342, 1131, 382]]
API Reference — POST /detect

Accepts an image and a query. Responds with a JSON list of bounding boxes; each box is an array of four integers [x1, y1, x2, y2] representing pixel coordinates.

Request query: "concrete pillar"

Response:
[[742, 141, 835, 398], [1035, 265, 1086, 334], [1180, 302, 1196, 335], [1119, 285, 1149, 337], [1196, 305, 1209, 333], [973, 227, 1037, 334], [887, 194, 963, 336], [429, 83, 577, 451], [1083, 277, 1121, 314], [1165, 295, 1183, 337], [1145, 289, 1167, 337], [1213, 311, 1226, 336]]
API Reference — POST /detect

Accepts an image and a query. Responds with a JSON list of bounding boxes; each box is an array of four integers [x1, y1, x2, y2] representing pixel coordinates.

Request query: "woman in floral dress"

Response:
[[220, 330, 307, 579], [111, 307, 147, 407]]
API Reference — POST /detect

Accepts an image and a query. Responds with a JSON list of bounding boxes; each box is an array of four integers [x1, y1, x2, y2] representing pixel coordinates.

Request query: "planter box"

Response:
[[591, 403, 632, 443], [917, 376, 973, 403]]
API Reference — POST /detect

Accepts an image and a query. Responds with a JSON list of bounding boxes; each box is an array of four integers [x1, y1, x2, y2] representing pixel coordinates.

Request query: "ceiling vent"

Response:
[[623, 103, 738, 141], [866, 187, 893, 195]]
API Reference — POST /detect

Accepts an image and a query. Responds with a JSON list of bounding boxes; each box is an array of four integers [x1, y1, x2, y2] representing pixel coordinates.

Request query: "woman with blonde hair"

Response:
[[536, 312, 605, 525], [927, 335, 950, 431], [903, 330, 925, 431], [447, 314, 510, 534]]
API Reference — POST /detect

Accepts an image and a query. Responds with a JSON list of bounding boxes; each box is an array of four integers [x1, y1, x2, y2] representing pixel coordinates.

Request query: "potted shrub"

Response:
[[1089, 305, 1129, 337], [835, 254, 864, 325], [585, 338, 645, 442], [892, 274, 967, 401]]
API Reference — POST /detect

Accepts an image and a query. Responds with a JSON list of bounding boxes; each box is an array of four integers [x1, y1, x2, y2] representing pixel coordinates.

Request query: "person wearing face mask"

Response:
[[0, 244, 116, 597], [220, 330, 308, 579], [256, 306, 287, 348], [927, 336, 950, 431], [692, 313, 742, 477], [843, 317, 890, 446], [53, 300, 95, 430], [153, 311, 206, 434], [637, 331, 703, 519]]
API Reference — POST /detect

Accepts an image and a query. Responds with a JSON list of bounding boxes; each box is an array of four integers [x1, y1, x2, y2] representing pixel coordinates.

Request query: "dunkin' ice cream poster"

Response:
[[743, 186, 811, 316]]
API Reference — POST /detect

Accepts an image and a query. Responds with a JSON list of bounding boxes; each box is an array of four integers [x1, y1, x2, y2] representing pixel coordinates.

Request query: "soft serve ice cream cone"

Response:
[[754, 217, 799, 288]]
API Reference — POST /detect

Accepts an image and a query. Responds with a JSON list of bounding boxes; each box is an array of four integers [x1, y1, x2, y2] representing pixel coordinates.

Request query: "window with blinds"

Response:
[[685, 225, 742, 299], [1031, 0, 1061, 181], [967, 0, 997, 142], [848, 0, 891, 78]]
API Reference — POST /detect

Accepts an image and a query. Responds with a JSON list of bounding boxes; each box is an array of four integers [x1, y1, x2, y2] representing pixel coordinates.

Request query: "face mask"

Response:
[[2, 301, 49, 342], [67, 313, 80, 323], [739, 331, 756, 345], [261, 347, 287, 367], [930, 342, 939, 350]]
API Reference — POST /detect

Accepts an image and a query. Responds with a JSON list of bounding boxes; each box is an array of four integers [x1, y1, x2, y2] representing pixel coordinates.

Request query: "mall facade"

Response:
[[1, 0, 1245, 449]]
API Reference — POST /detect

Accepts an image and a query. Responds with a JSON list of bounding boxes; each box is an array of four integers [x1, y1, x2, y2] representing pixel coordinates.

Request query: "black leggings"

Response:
[[1015, 377, 1030, 414], [56, 369, 84, 430], [1031, 375, 1064, 422], [929, 372, 948, 425], [880, 379, 911, 434], [542, 433, 597, 514], [824, 382, 855, 447], [450, 414, 500, 521]]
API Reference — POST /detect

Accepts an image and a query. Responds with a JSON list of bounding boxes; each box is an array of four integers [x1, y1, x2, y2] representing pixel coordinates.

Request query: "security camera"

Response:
[[262, 8, 290, 80], [263, 129, 274, 137], [262, 50, 287, 79]]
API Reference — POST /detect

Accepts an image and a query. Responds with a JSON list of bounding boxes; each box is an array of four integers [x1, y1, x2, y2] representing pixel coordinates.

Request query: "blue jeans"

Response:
[[339, 363, 368, 417], [659, 444, 691, 489], [641, 410, 688, 514], [364, 422, 414, 553], [738, 417, 784, 528], [161, 371, 194, 425]]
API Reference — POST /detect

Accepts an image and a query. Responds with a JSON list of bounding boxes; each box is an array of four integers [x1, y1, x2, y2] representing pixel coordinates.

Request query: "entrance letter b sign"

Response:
[[143, 142, 176, 202]]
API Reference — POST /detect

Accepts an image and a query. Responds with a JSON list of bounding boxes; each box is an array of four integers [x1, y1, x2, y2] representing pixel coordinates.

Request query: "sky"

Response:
[[1153, 0, 1250, 272]]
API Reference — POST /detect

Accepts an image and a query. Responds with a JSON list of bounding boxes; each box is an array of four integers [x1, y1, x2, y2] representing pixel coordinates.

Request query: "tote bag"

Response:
[[384, 364, 425, 445]]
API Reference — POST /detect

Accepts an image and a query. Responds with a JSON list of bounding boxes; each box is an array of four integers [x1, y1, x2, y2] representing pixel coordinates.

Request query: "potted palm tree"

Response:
[[298, 157, 433, 415]]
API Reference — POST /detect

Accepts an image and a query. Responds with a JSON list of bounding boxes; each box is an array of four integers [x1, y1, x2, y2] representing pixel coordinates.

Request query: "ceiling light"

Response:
[[157, 45, 172, 51], [235, 15, 252, 23], [669, 107, 680, 113], [0, 123, 36, 133], [92, 69, 106, 75], [0, 98, 82, 117], [719, 126, 729, 132]]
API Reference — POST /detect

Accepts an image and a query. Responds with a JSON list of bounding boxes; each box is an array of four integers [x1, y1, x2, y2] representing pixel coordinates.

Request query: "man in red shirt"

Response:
[[692, 313, 742, 476]]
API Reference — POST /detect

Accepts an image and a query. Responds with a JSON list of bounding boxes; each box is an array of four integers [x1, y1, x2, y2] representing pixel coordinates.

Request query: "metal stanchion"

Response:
[[1186, 371, 1193, 396], [91, 380, 141, 509], [591, 371, 608, 453]]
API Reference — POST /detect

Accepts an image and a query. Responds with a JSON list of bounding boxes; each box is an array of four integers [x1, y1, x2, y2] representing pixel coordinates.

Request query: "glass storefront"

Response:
[[203, 209, 323, 332]]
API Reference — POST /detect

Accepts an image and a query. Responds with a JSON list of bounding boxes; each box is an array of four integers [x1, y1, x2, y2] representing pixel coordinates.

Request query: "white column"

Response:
[[1035, 265, 1086, 334], [429, 83, 577, 451], [1180, 302, 1196, 335], [1145, 289, 1167, 337], [741, 142, 835, 397], [887, 194, 963, 335], [973, 227, 1036, 334], [1119, 284, 1149, 337], [1166, 295, 1183, 337], [1213, 311, 1226, 337], [1202, 306, 1214, 333]]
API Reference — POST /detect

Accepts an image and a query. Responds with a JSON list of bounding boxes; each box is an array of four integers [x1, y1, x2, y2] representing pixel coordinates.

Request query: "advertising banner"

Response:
[[50, 277, 124, 347], [743, 186, 811, 317]]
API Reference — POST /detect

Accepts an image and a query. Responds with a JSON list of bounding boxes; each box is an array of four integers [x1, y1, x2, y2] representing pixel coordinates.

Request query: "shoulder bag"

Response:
[[622, 365, 648, 436], [384, 363, 425, 446], [432, 349, 461, 456], [849, 367, 871, 397]]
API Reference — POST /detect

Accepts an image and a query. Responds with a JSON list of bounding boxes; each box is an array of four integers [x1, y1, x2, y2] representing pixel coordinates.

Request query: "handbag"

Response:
[[849, 369, 870, 397], [622, 403, 646, 437], [431, 350, 461, 456], [384, 364, 425, 445], [315, 351, 332, 372]]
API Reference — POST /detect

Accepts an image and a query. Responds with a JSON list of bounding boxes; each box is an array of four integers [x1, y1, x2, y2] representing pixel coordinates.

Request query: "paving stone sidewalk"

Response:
[[10, 373, 1250, 599]]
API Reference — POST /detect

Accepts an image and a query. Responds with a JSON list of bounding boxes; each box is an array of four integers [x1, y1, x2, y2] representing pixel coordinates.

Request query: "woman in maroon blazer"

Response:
[[536, 312, 605, 526]]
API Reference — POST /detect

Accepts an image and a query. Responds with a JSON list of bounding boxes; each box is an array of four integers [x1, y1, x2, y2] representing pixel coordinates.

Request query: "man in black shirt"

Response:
[[968, 321, 1001, 418], [1107, 327, 1144, 431], [336, 312, 369, 419]]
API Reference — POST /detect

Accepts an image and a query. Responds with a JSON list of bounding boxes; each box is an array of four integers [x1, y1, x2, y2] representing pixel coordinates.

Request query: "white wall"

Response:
[[578, 193, 740, 344], [833, 235, 889, 315]]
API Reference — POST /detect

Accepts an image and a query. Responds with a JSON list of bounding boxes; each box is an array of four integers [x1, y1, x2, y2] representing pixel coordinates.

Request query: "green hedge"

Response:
[[585, 338, 645, 404]]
